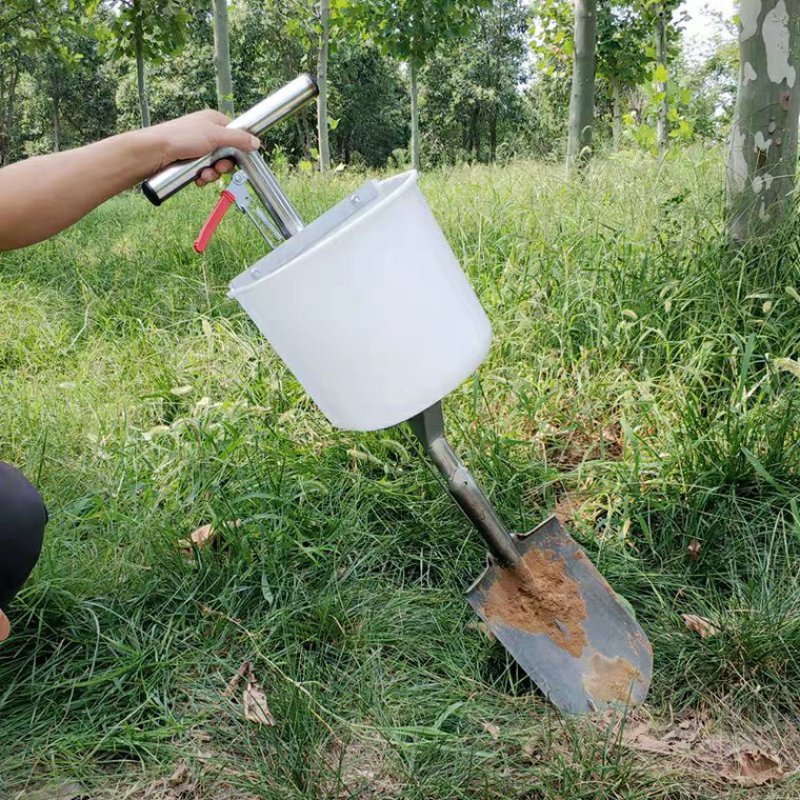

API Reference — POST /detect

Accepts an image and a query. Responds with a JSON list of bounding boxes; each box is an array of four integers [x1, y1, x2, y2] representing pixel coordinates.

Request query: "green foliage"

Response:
[[596, 3, 650, 89], [341, 0, 487, 69], [93, 0, 190, 64], [422, 0, 529, 165], [23, 9, 117, 154], [532, 0, 652, 152], [0, 0, 92, 163], [328, 40, 409, 167], [3, 154, 800, 796], [676, 33, 738, 141], [115, 43, 216, 130]]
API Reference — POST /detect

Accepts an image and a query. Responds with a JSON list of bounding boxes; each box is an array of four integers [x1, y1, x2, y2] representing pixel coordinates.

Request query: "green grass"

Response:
[[2, 149, 800, 798]]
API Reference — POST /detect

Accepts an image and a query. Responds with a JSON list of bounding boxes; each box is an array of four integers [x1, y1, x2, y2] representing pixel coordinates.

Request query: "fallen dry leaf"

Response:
[[723, 749, 784, 786], [620, 719, 683, 755], [170, 385, 193, 397], [553, 493, 587, 524], [618, 712, 704, 756], [243, 678, 276, 726], [682, 614, 719, 639], [222, 662, 277, 726], [481, 721, 500, 740], [19, 784, 89, 800], [223, 660, 251, 698], [167, 761, 190, 788], [687, 539, 701, 560], [190, 523, 215, 548]]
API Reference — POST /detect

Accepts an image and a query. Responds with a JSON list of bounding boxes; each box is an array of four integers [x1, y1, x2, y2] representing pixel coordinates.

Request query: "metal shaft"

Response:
[[235, 148, 304, 239], [142, 74, 318, 205], [409, 403, 521, 567]]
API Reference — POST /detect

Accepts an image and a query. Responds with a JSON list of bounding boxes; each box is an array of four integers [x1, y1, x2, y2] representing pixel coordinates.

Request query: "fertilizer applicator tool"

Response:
[[142, 75, 653, 715]]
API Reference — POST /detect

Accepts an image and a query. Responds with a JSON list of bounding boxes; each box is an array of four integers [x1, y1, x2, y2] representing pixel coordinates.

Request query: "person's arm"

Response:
[[0, 110, 260, 251], [0, 609, 9, 642]]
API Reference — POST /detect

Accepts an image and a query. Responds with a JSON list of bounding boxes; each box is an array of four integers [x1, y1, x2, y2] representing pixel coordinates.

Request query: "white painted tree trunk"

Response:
[[726, 0, 800, 243], [410, 61, 421, 171], [212, 0, 234, 116], [566, 0, 598, 173], [316, 0, 331, 173], [655, 7, 669, 156]]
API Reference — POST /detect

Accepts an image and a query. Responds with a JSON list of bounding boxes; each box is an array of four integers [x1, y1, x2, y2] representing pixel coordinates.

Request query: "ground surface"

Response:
[[2, 152, 800, 798]]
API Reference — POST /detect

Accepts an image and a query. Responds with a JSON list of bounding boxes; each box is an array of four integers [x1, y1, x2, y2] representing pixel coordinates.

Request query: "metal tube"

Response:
[[409, 403, 521, 567], [234, 148, 304, 239], [142, 74, 318, 206]]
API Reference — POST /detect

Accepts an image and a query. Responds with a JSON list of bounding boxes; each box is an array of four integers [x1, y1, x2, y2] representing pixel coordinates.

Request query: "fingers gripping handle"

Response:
[[141, 74, 318, 206]]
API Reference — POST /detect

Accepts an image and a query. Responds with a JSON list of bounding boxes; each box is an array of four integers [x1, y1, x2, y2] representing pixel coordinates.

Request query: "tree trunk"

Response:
[[410, 60, 421, 171], [0, 62, 20, 165], [490, 112, 498, 161], [726, 0, 800, 244], [134, 9, 151, 127], [655, 6, 669, 156], [211, 0, 234, 116], [316, 0, 331, 173], [52, 93, 60, 153], [566, 0, 598, 173], [299, 111, 313, 160], [612, 76, 622, 152]]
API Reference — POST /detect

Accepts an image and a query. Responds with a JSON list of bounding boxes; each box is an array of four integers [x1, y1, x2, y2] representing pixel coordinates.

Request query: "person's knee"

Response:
[[0, 462, 47, 608]]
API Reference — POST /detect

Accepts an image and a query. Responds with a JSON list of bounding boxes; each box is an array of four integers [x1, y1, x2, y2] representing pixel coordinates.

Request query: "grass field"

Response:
[[2, 149, 800, 798]]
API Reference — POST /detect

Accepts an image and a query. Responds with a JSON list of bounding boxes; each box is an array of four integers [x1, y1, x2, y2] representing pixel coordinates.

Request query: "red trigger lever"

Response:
[[193, 190, 236, 254]]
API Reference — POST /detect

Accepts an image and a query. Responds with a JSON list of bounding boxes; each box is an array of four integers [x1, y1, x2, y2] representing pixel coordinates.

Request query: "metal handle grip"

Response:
[[142, 73, 318, 206]]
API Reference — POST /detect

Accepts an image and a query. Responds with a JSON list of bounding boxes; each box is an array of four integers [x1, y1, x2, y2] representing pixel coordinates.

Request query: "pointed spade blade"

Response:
[[467, 516, 652, 714]]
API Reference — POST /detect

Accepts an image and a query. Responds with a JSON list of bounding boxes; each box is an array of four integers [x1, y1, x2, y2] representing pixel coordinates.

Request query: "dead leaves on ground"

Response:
[[17, 784, 89, 800], [177, 520, 242, 556], [243, 680, 276, 726], [177, 524, 216, 554], [224, 661, 276, 727], [616, 711, 789, 788], [553, 492, 596, 525], [535, 418, 625, 471], [481, 721, 501, 741], [682, 613, 719, 639], [725, 749, 785, 786]]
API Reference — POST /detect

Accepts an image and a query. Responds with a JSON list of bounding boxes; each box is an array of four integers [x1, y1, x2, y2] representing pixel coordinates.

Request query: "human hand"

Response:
[[0, 609, 9, 642], [148, 110, 261, 187]]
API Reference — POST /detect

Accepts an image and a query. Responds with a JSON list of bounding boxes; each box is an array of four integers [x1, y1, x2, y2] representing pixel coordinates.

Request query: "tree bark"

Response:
[[566, 0, 598, 173], [410, 60, 421, 171], [0, 62, 20, 165], [53, 93, 60, 153], [726, 0, 800, 244], [490, 112, 497, 161], [612, 76, 622, 152], [134, 7, 150, 127], [316, 0, 331, 173], [211, 0, 234, 116], [655, 5, 669, 156]]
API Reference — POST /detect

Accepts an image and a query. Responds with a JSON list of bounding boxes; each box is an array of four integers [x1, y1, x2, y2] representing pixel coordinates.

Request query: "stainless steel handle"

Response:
[[142, 73, 318, 206], [409, 402, 521, 567]]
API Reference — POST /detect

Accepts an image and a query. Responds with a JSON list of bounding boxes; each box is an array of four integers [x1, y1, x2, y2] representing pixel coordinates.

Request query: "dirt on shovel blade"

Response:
[[483, 546, 588, 657], [467, 517, 652, 714]]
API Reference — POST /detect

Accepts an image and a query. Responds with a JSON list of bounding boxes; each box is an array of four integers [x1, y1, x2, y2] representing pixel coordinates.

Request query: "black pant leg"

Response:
[[0, 462, 47, 608]]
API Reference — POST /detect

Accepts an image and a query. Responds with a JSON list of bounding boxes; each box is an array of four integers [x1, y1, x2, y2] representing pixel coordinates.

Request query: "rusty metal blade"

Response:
[[466, 516, 652, 714]]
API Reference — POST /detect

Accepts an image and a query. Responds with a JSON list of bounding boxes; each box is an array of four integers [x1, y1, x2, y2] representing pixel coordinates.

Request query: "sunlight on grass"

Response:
[[2, 151, 800, 797]]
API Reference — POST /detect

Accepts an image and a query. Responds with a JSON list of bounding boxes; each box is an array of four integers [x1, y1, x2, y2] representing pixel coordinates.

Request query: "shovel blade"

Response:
[[467, 516, 652, 715]]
